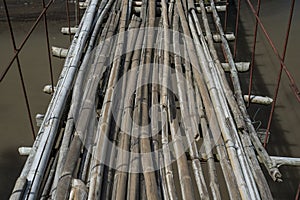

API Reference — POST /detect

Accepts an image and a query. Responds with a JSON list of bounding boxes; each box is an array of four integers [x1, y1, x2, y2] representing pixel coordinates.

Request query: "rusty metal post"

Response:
[[42, 0, 54, 90], [3, 0, 36, 139], [0, 0, 54, 82], [66, 0, 72, 43], [247, 0, 261, 107], [224, 0, 229, 31], [233, 0, 241, 59], [264, 0, 296, 147]]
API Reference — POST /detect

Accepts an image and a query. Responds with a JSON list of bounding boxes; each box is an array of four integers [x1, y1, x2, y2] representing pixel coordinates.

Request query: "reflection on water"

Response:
[[0, 0, 299, 199]]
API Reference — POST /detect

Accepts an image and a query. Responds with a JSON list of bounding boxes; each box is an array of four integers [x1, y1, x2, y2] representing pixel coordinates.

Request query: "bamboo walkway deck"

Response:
[[9, 0, 298, 199]]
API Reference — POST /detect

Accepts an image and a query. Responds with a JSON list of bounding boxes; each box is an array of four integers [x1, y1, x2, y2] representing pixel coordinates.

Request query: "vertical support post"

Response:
[[42, 0, 54, 91], [66, 0, 72, 43], [3, 0, 36, 139], [264, 0, 296, 147], [296, 183, 300, 200], [224, 0, 229, 31], [0, 0, 54, 82], [75, 0, 80, 26], [247, 0, 261, 107], [233, 0, 241, 59]]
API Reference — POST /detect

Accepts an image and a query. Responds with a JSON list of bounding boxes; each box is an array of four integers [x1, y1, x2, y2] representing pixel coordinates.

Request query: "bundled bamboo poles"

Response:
[[10, 1, 100, 199], [208, 0, 281, 183], [11, 0, 283, 199]]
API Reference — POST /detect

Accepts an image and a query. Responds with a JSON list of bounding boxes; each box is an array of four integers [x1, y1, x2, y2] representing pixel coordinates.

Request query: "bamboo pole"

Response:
[[194, 1, 245, 130], [133, 1, 161, 199], [160, 1, 178, 199], [55, 53, 107, 198], [88, 1, 129, 198], [194, 84, 221, 199], [270, 156, 300, 167], [167, 91, 195, 200], [176, 0, 251, 199], [111, 33, 140, 199], [195, 1, 272, 198], [188, 13, 252, 200], [51, 10, 118, 199], [126, 2, 146, 199], [101, 15, 141, 200], [10, 0, 283, 198], [173, 6, 209, 198], [11, 1, 100, 199], [40, 153, 58, 200], [188, 10, 260, 200], [150, 23, 164, 200], [126, 24, 145, 200], [10, 6, 92, 199], [208, 0, 281, 182], [159, 152, 171, 200]]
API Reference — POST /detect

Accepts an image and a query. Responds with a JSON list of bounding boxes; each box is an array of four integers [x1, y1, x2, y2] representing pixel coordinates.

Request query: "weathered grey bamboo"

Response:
[[271, 156, 300, 167], [173, 5, 209, 198], [40, 153, 58, 200], [10, 6, 91, 199], [160, 1, 178, 199], [102, 15, 141, 199], [51, 9, 116, 198], [188, 10, 261, 200], [11, 0, 287, 199], [196, 1, 272, 198], [188, 13, 252, 199], [10, 1, 100, 199], [209, 0, 281, 182], [175, 1, 243, 199], [87, 1, 129, 197], [194, 86, 222, 200], [195, 1, 245, 130], [126, 24, 145, 200]]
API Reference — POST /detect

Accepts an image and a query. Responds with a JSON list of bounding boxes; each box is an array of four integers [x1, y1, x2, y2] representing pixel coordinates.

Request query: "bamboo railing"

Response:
[[10, 0, 288, 199]]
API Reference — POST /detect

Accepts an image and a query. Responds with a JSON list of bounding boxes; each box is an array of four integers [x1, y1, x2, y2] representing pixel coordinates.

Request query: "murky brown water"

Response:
[[235, 1, 300, 199], [0, 1, 70, 198], [0, 0, 299, 199]]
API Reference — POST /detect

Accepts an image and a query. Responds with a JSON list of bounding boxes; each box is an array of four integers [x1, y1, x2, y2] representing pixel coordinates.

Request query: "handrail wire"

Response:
[[42, 0, 54, 91], [233, 0, 241, 59], [264, 0, 296, 147], [3, 0, 36, 139], [0, 0, 54, 82], [247, 0, 261, 107], [245, 0, 300, 102], [66, 0, 72, 43], [223, 0, 229, 31]]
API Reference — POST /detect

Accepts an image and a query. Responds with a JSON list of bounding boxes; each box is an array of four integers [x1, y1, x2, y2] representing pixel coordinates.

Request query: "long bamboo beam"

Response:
[[10, 0, 287, 199], [10, 1, 100, 199], [209, 0, 281, 183]]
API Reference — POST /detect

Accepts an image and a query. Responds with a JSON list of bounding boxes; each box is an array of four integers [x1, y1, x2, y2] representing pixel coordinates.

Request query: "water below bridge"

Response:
[[0, 0, 299, 199]]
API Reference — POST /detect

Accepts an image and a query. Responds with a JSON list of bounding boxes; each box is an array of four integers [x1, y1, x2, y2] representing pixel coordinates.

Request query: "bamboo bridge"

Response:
[[3, 0, 300, 199]]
